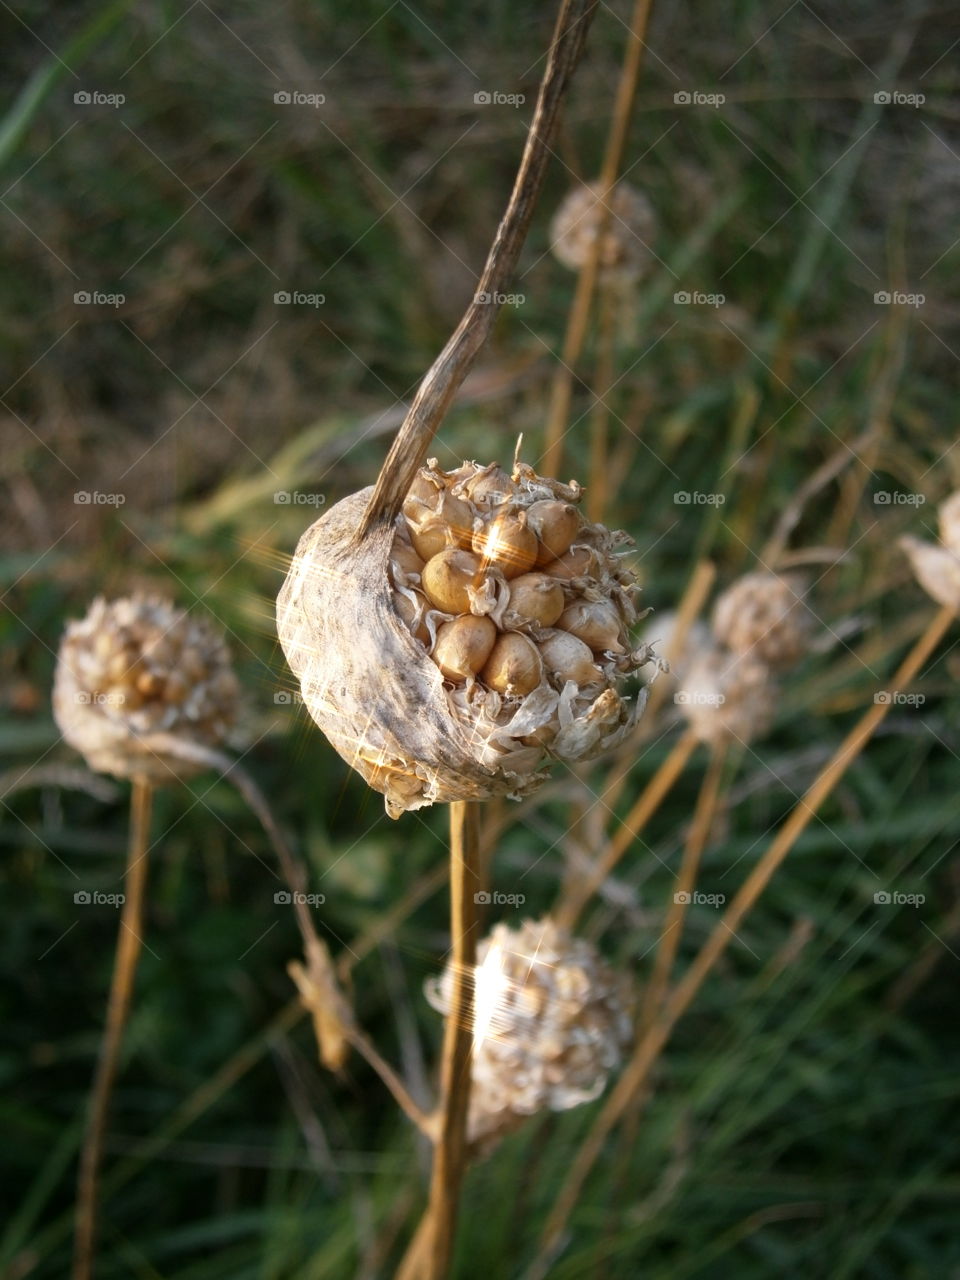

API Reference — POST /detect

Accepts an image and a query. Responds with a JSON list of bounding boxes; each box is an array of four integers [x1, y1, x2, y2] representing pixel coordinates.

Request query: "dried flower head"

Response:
[[53, 595, 239, 783], [549, 180, 657, 280], [899, 535, 960, 610], [938, 489, 960, 558], [677, 646, 776, 746], [425, 917, 634, 1152], [277, 459, 654, 818], [711, 571, 812, 669]]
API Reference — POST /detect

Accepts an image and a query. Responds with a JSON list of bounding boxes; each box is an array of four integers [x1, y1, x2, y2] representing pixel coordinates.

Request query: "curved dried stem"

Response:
[[359, 0, 599, 539], [537, 603, 954, 1265], [73, 775, 153, 1280]]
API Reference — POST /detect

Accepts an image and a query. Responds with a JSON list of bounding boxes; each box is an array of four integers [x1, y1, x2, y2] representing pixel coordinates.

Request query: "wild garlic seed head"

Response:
[[53, 595, 239, 783], [425, 917, 634, 1153], [277, 459, 654, 817], [711, 571, 812, 669], [677, 647, 776, 746], [550, 180, 657, 281]]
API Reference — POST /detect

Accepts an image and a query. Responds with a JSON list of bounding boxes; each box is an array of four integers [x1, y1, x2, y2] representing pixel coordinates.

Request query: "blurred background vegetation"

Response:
[[2, 1, 960, 1276]]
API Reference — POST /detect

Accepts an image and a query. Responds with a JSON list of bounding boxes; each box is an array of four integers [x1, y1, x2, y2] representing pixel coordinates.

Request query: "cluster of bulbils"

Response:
[[53, 595, 238, 783], [426, 917, 634, 1153], [652, 570, 814, 746], [389, 457, 652, 768]]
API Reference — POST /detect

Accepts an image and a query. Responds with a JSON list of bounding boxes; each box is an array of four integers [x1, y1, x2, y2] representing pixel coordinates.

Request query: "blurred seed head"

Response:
[[53, 595, 239, 783], [549, 180, 657, 281], [425, 916, 634, 1153], [711, 571, 812, 669], [677, 647, 777, 746]]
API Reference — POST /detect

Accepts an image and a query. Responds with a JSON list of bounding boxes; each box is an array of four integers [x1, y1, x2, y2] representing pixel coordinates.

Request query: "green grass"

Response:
[[2, 1, 959, 1276]]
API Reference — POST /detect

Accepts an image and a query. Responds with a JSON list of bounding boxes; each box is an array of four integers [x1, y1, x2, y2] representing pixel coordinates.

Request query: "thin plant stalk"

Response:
[[556, 728, 698, 930], [398, 801, 482, 1280], [72, 774, 153, 1280], [585, 283, 619, 522], [543, 0, 655, 475], [638, 740, 727, 1027], [537, 603, 954, 1264]]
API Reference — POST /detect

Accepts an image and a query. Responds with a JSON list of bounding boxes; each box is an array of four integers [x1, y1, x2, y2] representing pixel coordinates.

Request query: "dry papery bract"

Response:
[[425, 916, 634, 1154], [549, 179, 657, 281], [53, 595, 239, 783], [899, 489, 960, 610], [276, 460, 656, 817]]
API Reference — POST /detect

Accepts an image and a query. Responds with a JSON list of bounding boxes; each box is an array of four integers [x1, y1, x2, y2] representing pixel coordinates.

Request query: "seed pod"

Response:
[[481, 633, 543, 696], [277, 466, 648, 818], [550, 180, 657, 280], [543, 545, 600, 581], [421, 548, 482, 614], [526, 500, 581, 563], [389, 538, 425, 583], [506, 573, 565, 627], [711, 571, 811, 668], [391, 589, 430, 645], [473, 510, 539, 579], [53, 595, 238, 783], [433, 615, 497, 682], [538, 631, 603, 686], [557, 600, 625, 653], [425, 917, 634, 1154]]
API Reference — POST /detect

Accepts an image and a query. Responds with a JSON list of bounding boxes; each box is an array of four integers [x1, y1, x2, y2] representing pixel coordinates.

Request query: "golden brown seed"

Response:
[[406, 490, 475, 559], [462, 464, 516, 509], [506, 573, 565, 627], [538, 632, 603, 686], [433, 615, 497, 681], [557, 600, 624, 653], [392, 589, 431, 644], [421, 548, 482, 614], [136, 670, 164, 698], [390, 537, 425, 581], [481, 632, 543, 696], [407, 515, 458, 561], [473, 511, 538, 579], [526, 500, 581, 563], [542, 546, 599, 581]]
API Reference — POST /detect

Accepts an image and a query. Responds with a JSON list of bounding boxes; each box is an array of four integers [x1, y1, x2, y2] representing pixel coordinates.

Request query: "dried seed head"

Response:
[[550, 180, 657, 281], [525, 499, 581, 563], [899, 534, 960, 610], [505, 573, 565, 627], [938, 490, 960, 557], [711, 571, 811, 668], [433, 615, 497, 682], [677, 647, 776, 746], [425, 917, 634, 1153], [276, 460, 651, 817], [473, 510, 539, 579], [480, 632, 543, 697], [421, 548, 482, 614], [53, 595, 238, 783]]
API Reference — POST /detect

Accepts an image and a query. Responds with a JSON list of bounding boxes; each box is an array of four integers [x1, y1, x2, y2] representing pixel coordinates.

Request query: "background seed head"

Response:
[[425, 917, 634, 1153], [53, 595, 238, 783], [711, 571, 812, 669], [549, 180, 657, 280]]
